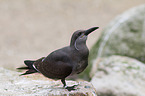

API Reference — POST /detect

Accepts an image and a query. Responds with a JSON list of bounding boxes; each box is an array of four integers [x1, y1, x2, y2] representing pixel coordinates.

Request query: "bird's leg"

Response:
[[61, 78, 78, 91], [61, 78, 67, 88]]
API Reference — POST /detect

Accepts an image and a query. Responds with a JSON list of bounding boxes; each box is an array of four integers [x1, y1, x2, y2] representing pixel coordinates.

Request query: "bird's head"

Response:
[[70, 27, 99, 50]]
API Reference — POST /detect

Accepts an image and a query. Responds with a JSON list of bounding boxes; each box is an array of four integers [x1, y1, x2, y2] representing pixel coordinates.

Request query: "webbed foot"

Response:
[[64, 85, 78, 91]]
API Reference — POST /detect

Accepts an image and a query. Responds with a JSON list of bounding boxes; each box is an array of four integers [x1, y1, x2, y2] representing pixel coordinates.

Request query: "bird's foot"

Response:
[[64, 85, 78, 91]]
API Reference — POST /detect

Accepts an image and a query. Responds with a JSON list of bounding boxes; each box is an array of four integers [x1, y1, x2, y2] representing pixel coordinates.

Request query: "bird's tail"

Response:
[[17, 60, 38, 75]]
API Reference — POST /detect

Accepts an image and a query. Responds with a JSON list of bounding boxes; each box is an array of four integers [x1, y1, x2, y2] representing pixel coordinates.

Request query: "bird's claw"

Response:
[[64, 85, 78, 91]]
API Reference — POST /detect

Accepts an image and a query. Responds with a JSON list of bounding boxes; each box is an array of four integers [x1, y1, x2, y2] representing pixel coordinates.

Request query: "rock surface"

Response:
[[91, 56, 145, 96], [0, 67, 97, 96], [90, 4, 145, 71]]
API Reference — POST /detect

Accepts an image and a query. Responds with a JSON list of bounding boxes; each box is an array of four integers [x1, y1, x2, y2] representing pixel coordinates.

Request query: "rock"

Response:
[[91, 55, 145, 96], [89, 5, 145, 75], [0, 67, 97, 96]]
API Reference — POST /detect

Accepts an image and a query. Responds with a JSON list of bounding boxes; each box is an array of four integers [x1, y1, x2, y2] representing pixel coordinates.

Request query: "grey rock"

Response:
[[89, 5, 145, 74], [91, 55, 145, 96], [0, 67, 97, 96]]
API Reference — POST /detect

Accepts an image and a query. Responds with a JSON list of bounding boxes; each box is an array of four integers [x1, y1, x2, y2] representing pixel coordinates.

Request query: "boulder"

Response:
[[91, 56, 145, 96], [0, 67, 97, 96], [89, 5, 145, 76]]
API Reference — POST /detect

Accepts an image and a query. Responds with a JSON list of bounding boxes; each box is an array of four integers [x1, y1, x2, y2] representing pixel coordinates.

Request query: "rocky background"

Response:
[[0, 0, 145, 96], [88, 4, 145, 96]]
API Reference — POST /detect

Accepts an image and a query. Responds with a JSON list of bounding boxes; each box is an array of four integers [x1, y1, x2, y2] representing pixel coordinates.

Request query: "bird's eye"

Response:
[[78, 33, 82, 36]]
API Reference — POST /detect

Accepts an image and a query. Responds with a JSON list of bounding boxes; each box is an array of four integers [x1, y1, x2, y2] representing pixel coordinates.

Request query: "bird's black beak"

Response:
[[84, 27, 99, 35]]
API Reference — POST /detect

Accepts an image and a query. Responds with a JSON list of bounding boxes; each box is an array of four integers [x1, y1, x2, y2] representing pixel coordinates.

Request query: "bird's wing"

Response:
[[34, 52, 73, 79]]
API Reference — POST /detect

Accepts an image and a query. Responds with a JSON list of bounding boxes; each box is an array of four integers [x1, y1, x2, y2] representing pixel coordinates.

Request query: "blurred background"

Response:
[[0, 0, 145, 70]]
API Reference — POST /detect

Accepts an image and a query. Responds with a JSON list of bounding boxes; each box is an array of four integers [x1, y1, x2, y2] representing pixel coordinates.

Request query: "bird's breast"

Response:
[[71, 60, 88, 75]]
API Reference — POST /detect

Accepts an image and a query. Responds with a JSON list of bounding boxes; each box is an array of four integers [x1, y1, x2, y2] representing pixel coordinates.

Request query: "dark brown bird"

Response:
[[17, 27, 99, 91]]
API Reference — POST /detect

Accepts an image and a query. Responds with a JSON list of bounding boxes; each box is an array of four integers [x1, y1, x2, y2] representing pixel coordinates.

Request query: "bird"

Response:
[[17, 27, 99, 91]]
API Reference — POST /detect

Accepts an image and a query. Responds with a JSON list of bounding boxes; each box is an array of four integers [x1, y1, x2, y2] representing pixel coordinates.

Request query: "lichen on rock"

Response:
[[91, 55, 145, 96], [90, 5, 145, 65]]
